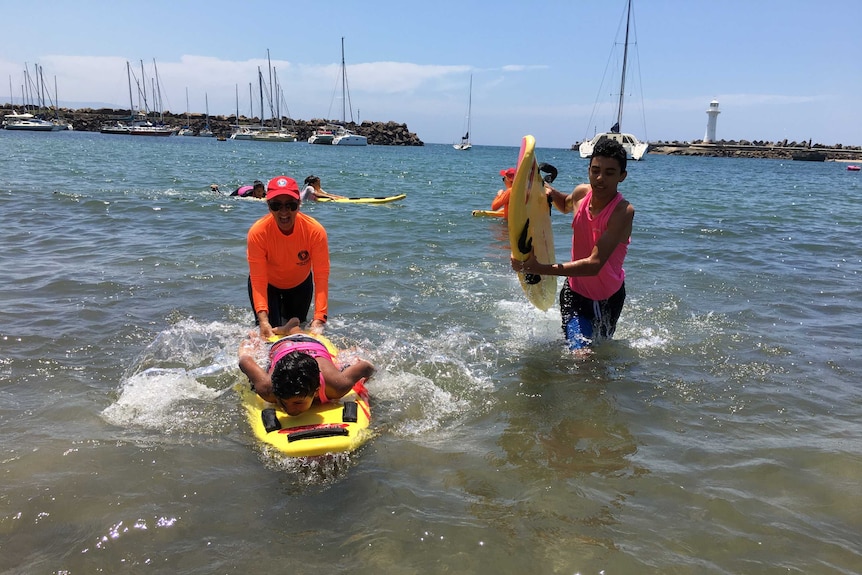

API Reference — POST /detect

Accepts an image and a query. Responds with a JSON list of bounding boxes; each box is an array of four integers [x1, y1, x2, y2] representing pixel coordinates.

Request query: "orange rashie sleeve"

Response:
[[246, 212, 330, 322], [491, 187, 511, 219]]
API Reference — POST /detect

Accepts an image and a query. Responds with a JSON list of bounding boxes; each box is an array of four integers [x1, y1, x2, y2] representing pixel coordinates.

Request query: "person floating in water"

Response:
[[300, 175, 347, 202], [210, 180, 266, 198]]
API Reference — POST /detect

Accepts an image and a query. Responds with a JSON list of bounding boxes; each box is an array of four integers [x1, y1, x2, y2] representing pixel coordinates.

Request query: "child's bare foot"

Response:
[[272, 317, 302, 335]]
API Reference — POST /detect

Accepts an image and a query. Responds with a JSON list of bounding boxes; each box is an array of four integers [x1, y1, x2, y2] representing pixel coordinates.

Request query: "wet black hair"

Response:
[[253, 180, 264, 187], [270, 351, 320, 398], [304, 175, 320, 186], [591, 138, 627, 173]]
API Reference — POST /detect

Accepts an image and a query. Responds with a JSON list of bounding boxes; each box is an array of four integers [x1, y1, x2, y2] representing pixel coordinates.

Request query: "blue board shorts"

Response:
[[560, 282, 626, 349]]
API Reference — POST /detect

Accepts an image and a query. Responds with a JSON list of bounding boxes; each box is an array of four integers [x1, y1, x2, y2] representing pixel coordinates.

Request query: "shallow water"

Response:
[[1, 130, 861, 574]]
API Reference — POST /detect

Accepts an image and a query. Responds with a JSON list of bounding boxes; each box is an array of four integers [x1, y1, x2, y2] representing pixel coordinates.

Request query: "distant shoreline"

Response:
[[647, 141, 862, 161], [0, 105, 425, 146]]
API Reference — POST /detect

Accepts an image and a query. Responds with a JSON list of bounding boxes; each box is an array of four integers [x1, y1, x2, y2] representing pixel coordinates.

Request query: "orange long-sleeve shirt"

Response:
[[491, 187, 511, 219], [246, 212, 330, 323]]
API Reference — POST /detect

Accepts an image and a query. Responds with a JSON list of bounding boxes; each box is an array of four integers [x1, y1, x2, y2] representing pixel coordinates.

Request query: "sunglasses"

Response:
[[268, 201, 300, 212]]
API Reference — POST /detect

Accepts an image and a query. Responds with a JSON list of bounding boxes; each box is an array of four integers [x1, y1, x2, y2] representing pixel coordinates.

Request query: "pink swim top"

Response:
[[268, 335, 333, 403], [568, 190, 629, 301]]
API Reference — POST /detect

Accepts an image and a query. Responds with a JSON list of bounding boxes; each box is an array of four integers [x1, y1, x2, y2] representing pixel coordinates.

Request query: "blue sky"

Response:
[[3, 0, 860, 148]]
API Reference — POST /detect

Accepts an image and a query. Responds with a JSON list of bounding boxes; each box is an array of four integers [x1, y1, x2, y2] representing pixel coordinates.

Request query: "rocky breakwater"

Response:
[[649, 139, 862, 161], [294, 118, 424, 146], [1, 106, 424, 146]]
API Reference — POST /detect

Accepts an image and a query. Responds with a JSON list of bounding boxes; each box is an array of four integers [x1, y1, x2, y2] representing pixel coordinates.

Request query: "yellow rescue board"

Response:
[[237, 334, 372, 457], [507, 135, 557, 310], [471, 209, 504, 218], [316, 193, 406, 204]]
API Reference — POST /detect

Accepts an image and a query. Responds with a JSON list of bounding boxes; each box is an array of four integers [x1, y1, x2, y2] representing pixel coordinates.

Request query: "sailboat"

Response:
[[178, 87, 194, 136], [100, 61, 172, 136], [331, 37, 367, 146], [251, 55, 298, 142], [198, 93, 214, 137], [453, 74, 473, 150], [4, 64, 68, 131], [578, 0, 648, 161]]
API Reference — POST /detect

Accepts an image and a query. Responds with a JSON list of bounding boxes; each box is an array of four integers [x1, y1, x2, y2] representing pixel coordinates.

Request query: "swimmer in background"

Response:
[[210, 180, 266, 198], [300, 175, 347, 201]]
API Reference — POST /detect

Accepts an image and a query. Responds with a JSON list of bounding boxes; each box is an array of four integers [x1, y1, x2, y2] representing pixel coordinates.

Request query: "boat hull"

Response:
[[332, 132, 367, 146], [5, 119, 57, 131], [579, 132, 649, 161], [308, 134, 334, 145]]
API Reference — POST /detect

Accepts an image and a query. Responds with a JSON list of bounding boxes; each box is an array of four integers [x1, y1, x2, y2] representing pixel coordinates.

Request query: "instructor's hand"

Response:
[[258, 321, 274, 340], [309, 319, 325, 334]]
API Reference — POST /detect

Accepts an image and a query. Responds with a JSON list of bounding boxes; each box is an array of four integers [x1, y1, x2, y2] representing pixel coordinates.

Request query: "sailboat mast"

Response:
[[267, 49, 274, 123], [38, 64, 47, 110], [138, 60, 153, 116], [466, 74, 472, 140], [258, 67, 265, 126], [153, 59, 162, 120], [273, 68, 281, 129], [126, 62, 134, 113], [616, 0, 631, 129], [341, 37, 347, 123]]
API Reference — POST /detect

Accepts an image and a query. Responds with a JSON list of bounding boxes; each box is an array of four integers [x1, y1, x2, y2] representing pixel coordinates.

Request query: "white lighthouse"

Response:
[[704, 100, 720, 144]]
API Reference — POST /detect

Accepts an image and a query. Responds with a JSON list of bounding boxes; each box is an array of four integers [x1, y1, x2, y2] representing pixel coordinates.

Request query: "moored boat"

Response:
[[453, 74, 473, 150], [3, 112, 56, 131], [100, 61, 174, 137], [308, 126, 336, 145], [332, 126, 367, 146], [578, 0, 649, 161], [791, 150, 826, 162], [326, 38, 368, 147], [252, 128, 297, 142]]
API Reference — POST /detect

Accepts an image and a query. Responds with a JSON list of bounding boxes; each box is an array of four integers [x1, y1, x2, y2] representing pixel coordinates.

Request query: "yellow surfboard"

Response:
[[507, 135, 557, 310], [316, 193, 406, 204], [237, 334, 372, 457]]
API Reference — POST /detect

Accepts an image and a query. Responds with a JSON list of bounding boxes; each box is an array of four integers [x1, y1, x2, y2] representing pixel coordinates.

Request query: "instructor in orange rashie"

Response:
[[491, 167, 515, 219], [246, 176, 330, 339]]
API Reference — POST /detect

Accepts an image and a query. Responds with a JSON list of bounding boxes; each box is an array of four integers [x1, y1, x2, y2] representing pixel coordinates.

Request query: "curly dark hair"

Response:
[[270, 351, 320, 398], [592, 138, 627, 173]]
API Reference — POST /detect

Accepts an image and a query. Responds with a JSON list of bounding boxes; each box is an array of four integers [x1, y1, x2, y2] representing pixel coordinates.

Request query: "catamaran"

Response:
[[331, 37, 367, 146], [579, 0, 648, 160]]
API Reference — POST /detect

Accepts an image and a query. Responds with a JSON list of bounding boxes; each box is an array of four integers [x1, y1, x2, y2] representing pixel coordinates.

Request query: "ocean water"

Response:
[[1, 130, 861, 574]]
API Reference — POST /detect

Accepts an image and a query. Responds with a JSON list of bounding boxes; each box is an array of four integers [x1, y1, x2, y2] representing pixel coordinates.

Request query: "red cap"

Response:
[[266, 176, 300, 200], [500, 167, 516, 179]]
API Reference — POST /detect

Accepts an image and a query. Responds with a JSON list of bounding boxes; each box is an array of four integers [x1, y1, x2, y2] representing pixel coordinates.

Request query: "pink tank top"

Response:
[[568, 190, 628, 301]]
